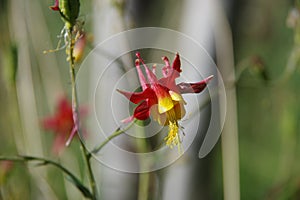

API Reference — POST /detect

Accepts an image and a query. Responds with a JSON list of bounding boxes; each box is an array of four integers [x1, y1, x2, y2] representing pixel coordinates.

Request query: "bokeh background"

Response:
[[0, 0, 300, 199]]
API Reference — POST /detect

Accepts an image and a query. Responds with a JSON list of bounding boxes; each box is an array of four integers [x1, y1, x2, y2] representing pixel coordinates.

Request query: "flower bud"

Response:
[[73, 33, 86, 63], [50, 0, 80, 29], [60, 0, 80, 28]]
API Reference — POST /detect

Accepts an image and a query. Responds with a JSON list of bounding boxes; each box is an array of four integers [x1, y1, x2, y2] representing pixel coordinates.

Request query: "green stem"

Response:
[[67, 29, 97, 200], [136, 123, 150, 200], [91, 120, 135, 155], [0, 156, 93, 199], [138, 173, 150, 200], [80, 140, 97, 199]]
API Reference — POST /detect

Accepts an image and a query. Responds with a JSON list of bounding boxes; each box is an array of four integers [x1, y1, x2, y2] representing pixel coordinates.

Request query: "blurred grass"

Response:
[[233, 0, 300, 199], [0, 0, 89, 199]]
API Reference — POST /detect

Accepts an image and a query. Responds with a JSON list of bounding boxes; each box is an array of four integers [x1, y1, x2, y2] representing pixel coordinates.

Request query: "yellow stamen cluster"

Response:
[[151, 91, 185, 151], [163, 108, 182, 153], [164, 121, 180, 148]]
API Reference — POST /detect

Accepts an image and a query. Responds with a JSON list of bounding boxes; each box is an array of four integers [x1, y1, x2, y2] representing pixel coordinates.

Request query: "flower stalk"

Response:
[[66, 28, 97, 200], [136, 128, 151, 200], [138, 172, 150, 200], [91, 120, 136, 155]]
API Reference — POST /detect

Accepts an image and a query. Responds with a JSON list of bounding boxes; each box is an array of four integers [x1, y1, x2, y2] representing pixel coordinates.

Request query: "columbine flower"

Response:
[[42, 97, 86, 154], [117, 53, 213, 149]]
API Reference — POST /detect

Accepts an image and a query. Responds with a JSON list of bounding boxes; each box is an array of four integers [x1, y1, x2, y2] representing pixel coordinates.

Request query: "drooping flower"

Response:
[[42, 97, 87, 154], [117, 53, 213, 150]]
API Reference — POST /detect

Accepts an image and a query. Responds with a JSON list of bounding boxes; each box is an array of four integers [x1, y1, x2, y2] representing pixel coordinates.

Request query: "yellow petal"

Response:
[[158, 96, 174, 114], [174, 102, 186, 120], [150, 104, 167, 125], [169, 91, 186, 104]]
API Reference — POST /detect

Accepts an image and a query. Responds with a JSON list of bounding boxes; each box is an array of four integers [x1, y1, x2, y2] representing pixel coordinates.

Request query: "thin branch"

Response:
[[91, 120, 136, 155], [0, 156, 93, 199], [66, 28, 97, 200]]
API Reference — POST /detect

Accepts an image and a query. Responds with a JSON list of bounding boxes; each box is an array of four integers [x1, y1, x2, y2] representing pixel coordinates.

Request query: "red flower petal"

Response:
[[159, 54, 182, 90], [177, 75, 213, 94], [172, 53, 182, 73], [50, 0, 59, 11], [117, 87, 156, 104], [42, 117, 59, 131], [136, 52, 158, 84], [162, 56, 171, 77], [41, 96, 87, 154], [135, 59, 148, 90], [133, 101, 151, 120]]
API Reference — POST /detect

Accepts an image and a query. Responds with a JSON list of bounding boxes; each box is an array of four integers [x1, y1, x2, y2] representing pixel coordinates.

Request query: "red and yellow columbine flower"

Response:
[[42, 97, 87, 154], [117, 53, 213, 149]]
